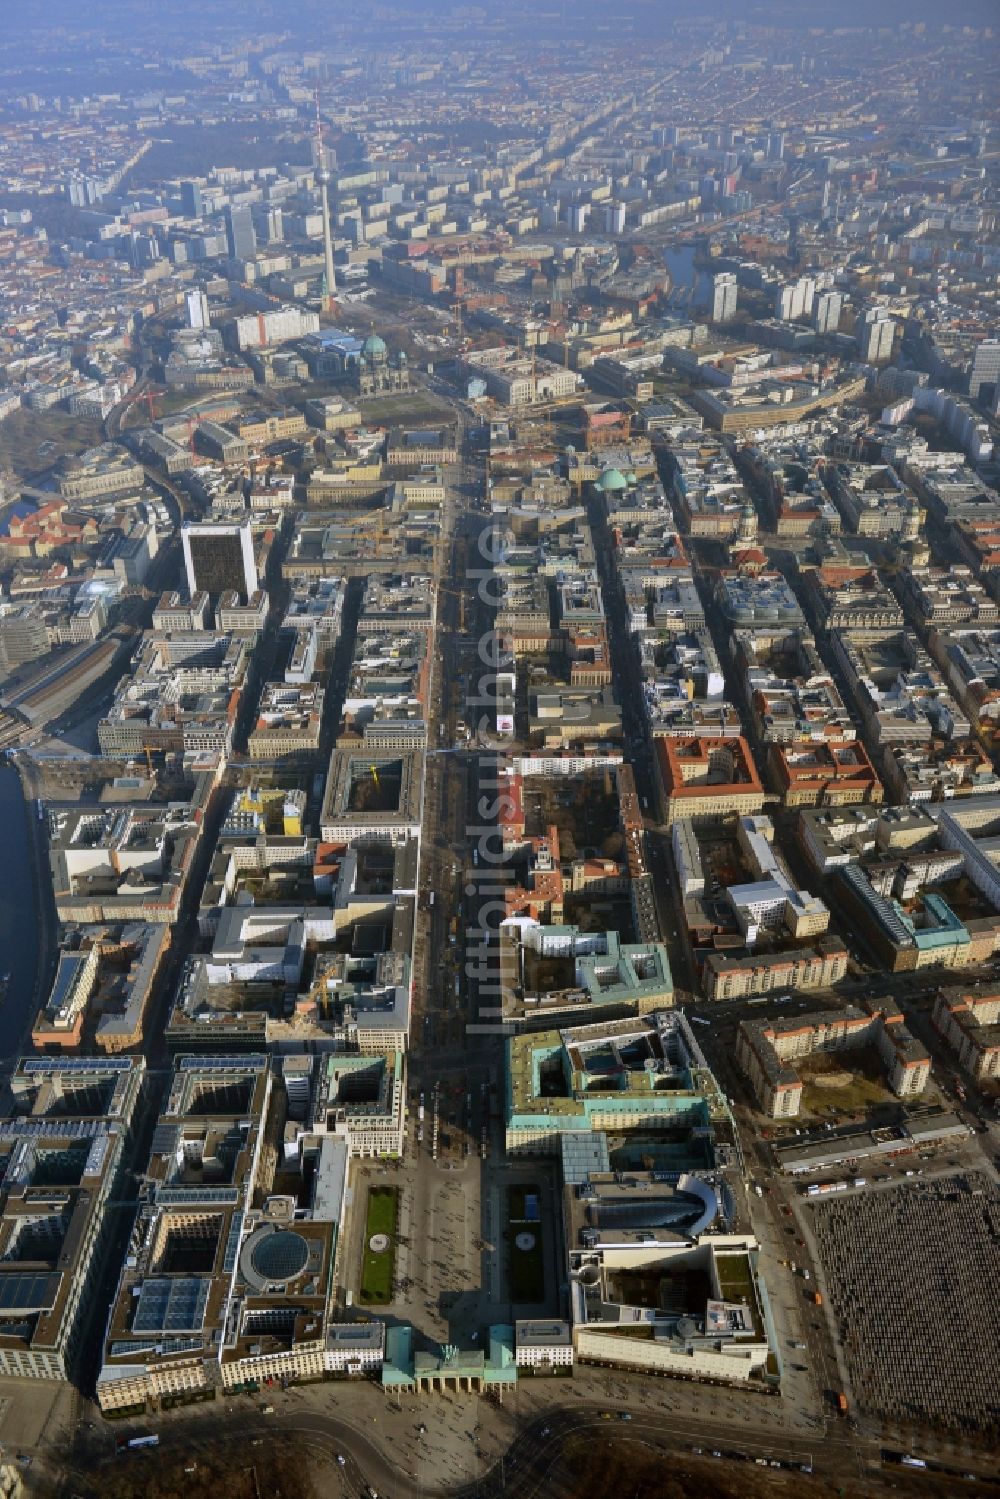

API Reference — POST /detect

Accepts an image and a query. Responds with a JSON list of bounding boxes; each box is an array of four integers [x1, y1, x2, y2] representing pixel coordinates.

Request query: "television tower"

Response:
[[314, 89, 336, 308]]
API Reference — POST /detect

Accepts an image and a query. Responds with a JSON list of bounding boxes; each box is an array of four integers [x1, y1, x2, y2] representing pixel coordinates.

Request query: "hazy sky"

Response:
[[9, 0, 1000, 42]]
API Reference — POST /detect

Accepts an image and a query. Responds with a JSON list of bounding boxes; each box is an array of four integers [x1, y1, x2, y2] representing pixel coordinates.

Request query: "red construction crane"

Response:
[[119, 385, 160, 425]]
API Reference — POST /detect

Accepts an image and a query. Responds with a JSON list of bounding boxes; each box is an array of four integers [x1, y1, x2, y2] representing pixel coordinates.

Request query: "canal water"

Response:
[[664, 244, 711, 312], [0, 763, 42, 1059]]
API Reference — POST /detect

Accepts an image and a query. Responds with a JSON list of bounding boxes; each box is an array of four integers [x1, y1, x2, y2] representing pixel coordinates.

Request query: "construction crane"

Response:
[[118, 385, 160, 427], [341, 501, 395, 556], [369, 764, 380, 786]]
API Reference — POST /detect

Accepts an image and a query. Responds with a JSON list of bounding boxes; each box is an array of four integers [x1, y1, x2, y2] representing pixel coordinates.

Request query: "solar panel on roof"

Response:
[[155, 1187, 239, 1206], [150, 1124, 179, 1156], [0, 1272, 60, 1313], [222, 1215, 243, 1274], [133, 1277, 210, 1333]]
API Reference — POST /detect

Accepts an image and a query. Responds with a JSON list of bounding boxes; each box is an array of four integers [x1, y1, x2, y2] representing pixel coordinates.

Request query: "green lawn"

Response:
[[359, 1186, 399, 1304], [507, 1184, 545, 1304], [359, 391, 452, 425]]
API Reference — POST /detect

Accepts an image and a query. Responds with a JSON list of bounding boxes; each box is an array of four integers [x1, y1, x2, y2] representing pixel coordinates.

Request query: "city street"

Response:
[[3, 16, 1000, 1491]]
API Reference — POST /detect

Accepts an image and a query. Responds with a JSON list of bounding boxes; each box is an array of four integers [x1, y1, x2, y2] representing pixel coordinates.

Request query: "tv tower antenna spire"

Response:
[[314, 86, 336, 308]]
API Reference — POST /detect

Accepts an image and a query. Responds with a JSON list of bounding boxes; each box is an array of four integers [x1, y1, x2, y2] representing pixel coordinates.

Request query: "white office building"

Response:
[[185, 288, 210, 330], [813, 290, 842, 334], [711, 272, 738, 324], [182, 519, 258, 603], [775, 276, 816, 323], [857, 308, 895, 364]]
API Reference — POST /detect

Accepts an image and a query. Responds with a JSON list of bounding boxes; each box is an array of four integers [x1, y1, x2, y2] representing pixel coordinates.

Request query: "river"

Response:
[[0, 762, 45, 1058], [664, 244, 711, 313]]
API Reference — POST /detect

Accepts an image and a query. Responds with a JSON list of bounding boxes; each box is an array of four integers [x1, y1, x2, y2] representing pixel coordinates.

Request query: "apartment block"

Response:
[[306, 1051, 407, 1157], [932, 987, 1000, 1080], [0, 1058, 144, 1381], [500, 922, 673, 1027], [32, 922, 169, 1053], [97, 1056, 270, 1409], [320, 748, 424, 846], [248, 681, 325, 762], [505, 1010, 717, 1155], [737, 1002, 930, 1118], [654, 735, 764, 826], [48, 802, 203, 925], [702, 938, 849, 1002], [771, 739, 883, 809]]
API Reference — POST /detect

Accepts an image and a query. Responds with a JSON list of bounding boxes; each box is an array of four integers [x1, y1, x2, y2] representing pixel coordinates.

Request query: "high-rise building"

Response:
[[225, 203, 256, 261], [233, 305, 320, 351], [182, 519, 258, 603], [251, 204, 284, 245], [180, 180, 203, 217], [775, 276, 816, 322], [193, 232, 227, 260], [813, 290, 842, 334], [766, 131, 785, 161], [710, 272, 738, 324], [568, 202, 590, 234], [130, 232, 161, 268], [0, 604, 50, 672], [185, 287, 210, 330], [604, 201, 626, 236], [969, 340, 1000, 405], [857, 308, 895, 364]]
